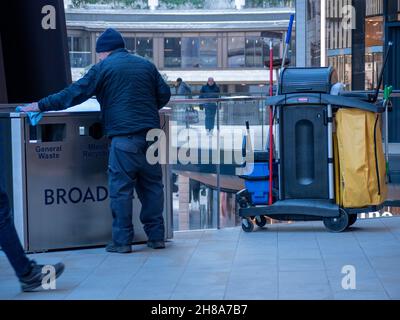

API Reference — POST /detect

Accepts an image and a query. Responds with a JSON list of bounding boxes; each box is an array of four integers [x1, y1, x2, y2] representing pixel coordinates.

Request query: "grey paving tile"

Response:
[[177, 270, 231, 287], [333, 290, 389, 300], [382, 284, 400, 299], [226, 274, 278, 298], [279, 258, 325, 271], [14, 289, 72, 300], [173, 230, 204, 240], [224, 282, 278, 300], [278, 265, 332, 300], [171, 285, 226, 300], [65, 274, 133, 300], [0, 281, 21, 300], [141, 255, 191, 269], [128, 267, 185, 284], [229, 265, 278, 278], [279, 288, 333, 300]]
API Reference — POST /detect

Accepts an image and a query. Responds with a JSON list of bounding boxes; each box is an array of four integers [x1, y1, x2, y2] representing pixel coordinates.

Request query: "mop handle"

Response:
[[281, 14, 294, 69], [277, 13, 295, 95], [269, 40, 274, 205]]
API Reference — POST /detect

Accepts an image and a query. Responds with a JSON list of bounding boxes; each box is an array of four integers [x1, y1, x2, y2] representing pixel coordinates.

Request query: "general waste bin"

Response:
[[0, 100, 173, 252]]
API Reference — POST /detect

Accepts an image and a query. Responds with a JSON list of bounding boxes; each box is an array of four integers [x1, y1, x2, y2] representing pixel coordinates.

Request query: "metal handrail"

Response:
[[167, 95, 266, 105]]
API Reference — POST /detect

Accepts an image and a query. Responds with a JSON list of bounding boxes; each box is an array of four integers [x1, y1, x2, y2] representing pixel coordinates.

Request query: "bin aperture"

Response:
[[29, 123, 66, 142], [41, 124, 66, 142], [89, 122, 104, 140]]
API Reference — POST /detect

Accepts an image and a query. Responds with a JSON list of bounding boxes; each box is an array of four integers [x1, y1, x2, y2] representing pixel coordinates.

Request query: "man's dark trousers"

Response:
[[205, 104, 217, 131], [108, 134, 165, 246], [0, 185, 31, 277]]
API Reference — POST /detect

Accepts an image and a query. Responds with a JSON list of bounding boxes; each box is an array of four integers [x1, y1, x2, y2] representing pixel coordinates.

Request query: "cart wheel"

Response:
[[323, 208, 349, 232], [255, 215, 267, 228], [238, 197, 249, 209], [241, 218, 254, 232], [236, 190, 251, 209], [347, 214, 358, 227]]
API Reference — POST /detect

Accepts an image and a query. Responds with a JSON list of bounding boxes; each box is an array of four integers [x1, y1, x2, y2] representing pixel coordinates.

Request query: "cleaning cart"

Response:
[[237, 66, 391, 232]]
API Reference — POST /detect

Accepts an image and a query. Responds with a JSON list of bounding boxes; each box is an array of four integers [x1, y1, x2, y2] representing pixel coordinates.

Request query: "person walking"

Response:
[[175, 78, 195, 129], [200, 77, 220, 136], [20, 28, 171, 253], [0, 185, 64, 291], [175, 78, 192, 98]]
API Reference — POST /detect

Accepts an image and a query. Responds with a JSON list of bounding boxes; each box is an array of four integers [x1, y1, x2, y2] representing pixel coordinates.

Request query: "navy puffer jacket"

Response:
[[38, 48, 171, 137]]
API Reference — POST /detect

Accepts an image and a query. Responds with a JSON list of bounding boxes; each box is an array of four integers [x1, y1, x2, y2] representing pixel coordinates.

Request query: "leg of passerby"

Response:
[[107, 137, 139, 254], [205, 105, 217, 136], [0, 186, 64, 291], [135, 161, 165, 249]]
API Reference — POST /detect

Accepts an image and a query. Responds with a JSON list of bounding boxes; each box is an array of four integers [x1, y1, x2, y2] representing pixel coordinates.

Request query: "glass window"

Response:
[[365, 16, 383, 48], [199, 37, 217, 68], [181, 37, 200, 68], [164, 38, 181, 68], [245, 37, 263, 68], [136, 37, 153, 60], [124, 37, 153, 61], [328, 54, 352, 90], [125, 37, 136, 53], [306, 0, 321, 66], [68, 35, 91, 68], [366, 0, 383, 16], [344, 54, 352, 89], [72, 36, 90, 52], [228, 36, 245, 68], [164, 36, 217, 68], [365, 52, 382, 90]]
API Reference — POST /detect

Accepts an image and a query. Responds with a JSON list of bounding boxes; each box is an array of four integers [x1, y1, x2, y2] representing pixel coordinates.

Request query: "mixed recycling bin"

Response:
[[0, 100, 173, 252]]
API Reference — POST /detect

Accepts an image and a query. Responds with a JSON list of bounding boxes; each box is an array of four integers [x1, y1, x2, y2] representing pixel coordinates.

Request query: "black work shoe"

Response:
[[147, 240, 166, 249], [19, 260, 65, 292], [105, 242, 132, 253]]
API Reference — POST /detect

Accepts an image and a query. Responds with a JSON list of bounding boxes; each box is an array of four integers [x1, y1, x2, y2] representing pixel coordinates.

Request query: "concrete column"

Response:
[[178, 175, 190, 230], [295, 0, 307, 67]]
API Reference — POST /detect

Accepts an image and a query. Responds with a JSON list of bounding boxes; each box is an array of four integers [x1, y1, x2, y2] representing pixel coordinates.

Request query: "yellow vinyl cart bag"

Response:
[[335, 108, 387, 208]]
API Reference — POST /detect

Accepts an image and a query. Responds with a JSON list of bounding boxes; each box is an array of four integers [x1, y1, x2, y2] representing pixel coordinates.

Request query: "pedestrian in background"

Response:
[[200, 77, 220, 136], [175, 77, 192, 98]]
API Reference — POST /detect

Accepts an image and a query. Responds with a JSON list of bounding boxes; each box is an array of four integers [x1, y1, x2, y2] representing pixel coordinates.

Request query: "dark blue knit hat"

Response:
[[96, 28, 125, 53]]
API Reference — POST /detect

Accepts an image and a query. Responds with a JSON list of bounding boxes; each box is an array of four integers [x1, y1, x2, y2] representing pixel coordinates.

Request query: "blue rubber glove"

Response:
[[16, 106, 43, 126]]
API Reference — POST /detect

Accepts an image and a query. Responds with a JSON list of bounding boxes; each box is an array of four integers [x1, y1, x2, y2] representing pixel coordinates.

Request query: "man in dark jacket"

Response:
[[21, 28, 171, 253], [200, 77, 220, 135]]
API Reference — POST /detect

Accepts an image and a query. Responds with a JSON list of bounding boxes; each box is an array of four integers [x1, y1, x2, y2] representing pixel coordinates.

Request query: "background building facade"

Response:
[[65, 2, 295, 94]]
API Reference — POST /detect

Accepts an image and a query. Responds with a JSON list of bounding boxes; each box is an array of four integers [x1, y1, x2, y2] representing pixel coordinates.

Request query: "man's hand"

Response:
[[19, 102, 40, 112]]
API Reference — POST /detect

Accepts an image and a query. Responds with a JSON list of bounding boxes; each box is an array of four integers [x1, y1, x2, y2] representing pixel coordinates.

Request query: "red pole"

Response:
[[268, 40, 273, 205]]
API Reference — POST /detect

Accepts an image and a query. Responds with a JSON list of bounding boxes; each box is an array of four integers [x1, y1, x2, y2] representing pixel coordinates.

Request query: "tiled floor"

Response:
[[1, 217, 400, 300]]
